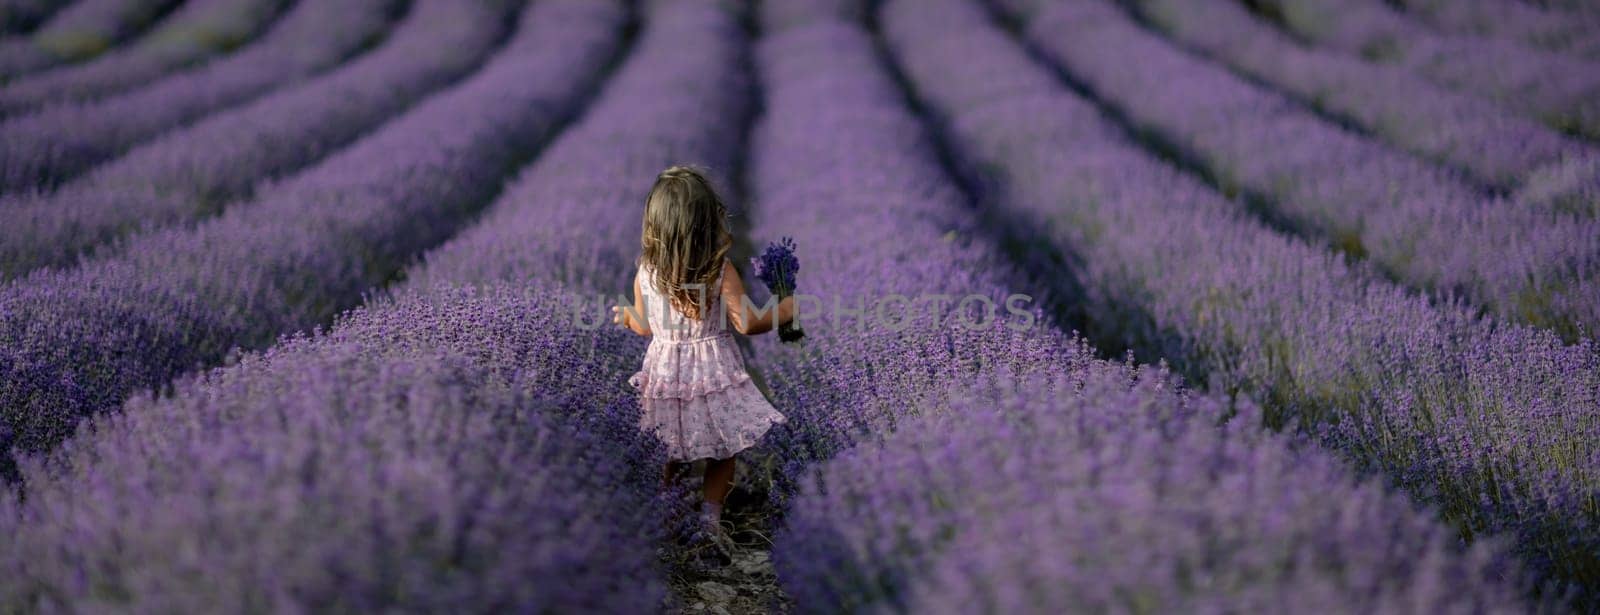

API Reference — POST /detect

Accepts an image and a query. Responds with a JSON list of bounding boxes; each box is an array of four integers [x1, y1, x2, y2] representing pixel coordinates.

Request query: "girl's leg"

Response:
[[702, 456, 737, 520]]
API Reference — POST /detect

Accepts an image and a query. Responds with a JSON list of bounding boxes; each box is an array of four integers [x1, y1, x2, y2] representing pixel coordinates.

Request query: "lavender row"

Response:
[[746, 7, 1525, 610], [1539, 0, 1600, 15], [0, 0, 177, 80], [786, 373, 1528, 613], [1518, 155, 1600, 218], [0, 0, 492, 277], [743, 19, 1079, 499], [1250, 0, 1600, 141], [0, 0, 287, 117], [885, 0, 1600, 601], [1013, 0, 1600, 340], [1389, 0, 1600, 61], [0, 0, 394, 195], [404, 3, 750, 291], [0, 0, 622, 471], [0, 2, 746, 608], [1120, 0, 1588, 190], [0, 0, 60, 33], [1, 293, 669, 612]]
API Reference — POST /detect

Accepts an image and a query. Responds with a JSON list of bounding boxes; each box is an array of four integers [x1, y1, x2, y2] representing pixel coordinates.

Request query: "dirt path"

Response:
[[658, 461, 792, 614]]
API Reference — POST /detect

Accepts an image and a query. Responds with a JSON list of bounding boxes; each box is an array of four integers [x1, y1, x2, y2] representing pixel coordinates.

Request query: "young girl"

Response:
[[610, 166, 796, 554]]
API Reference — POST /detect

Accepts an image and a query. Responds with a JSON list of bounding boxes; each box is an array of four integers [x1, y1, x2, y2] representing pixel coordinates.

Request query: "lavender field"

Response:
[[0, 0, 1596, 612]]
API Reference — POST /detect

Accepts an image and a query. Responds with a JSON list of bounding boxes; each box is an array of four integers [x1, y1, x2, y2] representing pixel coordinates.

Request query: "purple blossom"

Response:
[[0, 0, 743, 609], [0, 0, 62, 33], [0, 0, 1589, 609], [887, 0, 1599, 603], [1014, 0, 1600, 341], [0, 0, 287, 117], [0, 0, 622, 469], [779, 374, 1530, 613], [0, 0, 501, 274], [0, 0, 395, 194], [1129, 0, 1590, 190], [756, 3, 1531, 610], [0, 0, 178, 79], [1253, 0, 1600, 141], [752, 236, 800, 295], [1516, 153, 1600, 217], [1386, 0, 1600, 61], [1, 289, 671, 612]]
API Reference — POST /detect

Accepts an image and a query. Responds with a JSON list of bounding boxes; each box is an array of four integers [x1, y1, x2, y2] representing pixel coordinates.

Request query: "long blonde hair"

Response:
[[640, 165, 732, 320]]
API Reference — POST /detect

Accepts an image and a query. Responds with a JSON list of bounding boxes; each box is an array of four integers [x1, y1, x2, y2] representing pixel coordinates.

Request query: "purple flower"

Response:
[[0, 0, 177, 79], [887, 0, 1599, 604], [1, 0, 501, 275], [0, 0, 621, 467], [756, 5, 1533, 611], [0, 0, 396, 195], [0, 1, 743, 610], [0, 0, 286, 118], [752, 236, 800, 296]]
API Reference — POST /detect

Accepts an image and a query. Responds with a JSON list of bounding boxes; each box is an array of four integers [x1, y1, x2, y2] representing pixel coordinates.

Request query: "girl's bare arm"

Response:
[[722, 259, 794, 336], [612, 275, 652, 336]]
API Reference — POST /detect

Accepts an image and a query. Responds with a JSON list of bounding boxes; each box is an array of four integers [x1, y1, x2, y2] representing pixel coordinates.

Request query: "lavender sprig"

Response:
[[752, 236, 799, 294], [751, 236, 803, 342]]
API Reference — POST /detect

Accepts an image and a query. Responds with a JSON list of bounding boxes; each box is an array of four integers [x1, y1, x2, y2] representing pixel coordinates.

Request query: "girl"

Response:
[[610, 166, 795, 556]]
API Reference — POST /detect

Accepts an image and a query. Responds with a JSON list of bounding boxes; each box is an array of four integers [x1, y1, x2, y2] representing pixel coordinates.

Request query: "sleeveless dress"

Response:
[[628, 263, 788, 462]]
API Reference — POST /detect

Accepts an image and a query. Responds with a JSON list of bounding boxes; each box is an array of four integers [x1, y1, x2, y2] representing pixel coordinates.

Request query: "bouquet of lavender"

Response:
[[752, 237, 804, 343]]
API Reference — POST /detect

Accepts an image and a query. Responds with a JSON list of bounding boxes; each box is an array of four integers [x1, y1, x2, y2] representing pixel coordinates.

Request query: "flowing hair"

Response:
[[640, 165, 732, 320]]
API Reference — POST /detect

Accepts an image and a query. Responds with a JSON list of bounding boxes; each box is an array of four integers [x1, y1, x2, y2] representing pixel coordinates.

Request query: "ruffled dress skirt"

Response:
[[629, 331, 787, 462]]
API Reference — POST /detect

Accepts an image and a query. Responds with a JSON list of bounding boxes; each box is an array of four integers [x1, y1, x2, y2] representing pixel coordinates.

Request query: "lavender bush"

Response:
[[1518, 154, 1600, 218], [0, 2, 744, 608], [1387, 0, 1600, 61], [751, 6, 1530, 610], [406, 0, 750, 290], [1125, 0, 1588, 190], [0, 0, 501, 275], [0, 0, 1583, 608], [0, 0, 395, 194], [0, 0, 287, 117], [1536, 0, 1600, 15], [1248, 0, 1600, 141], [1012, 0, 1600, 341], [1, 290, 668, 612], [0, 0, 61, 33], [0, 0, 624, 472], [748, 23, 1077, 500], [885, 0, 1599, 602], [0, 0, 178, 80], [758, 0, 864, 32], [782, 373, 1528, 613]]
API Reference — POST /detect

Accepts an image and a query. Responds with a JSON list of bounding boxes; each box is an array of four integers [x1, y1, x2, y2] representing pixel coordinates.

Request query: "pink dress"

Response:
[[628, 263, 787, 462]]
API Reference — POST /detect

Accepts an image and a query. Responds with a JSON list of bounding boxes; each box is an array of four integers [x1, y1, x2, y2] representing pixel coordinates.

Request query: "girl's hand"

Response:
[[613, 303, 650, 336], [618, 274, 651, 336]]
